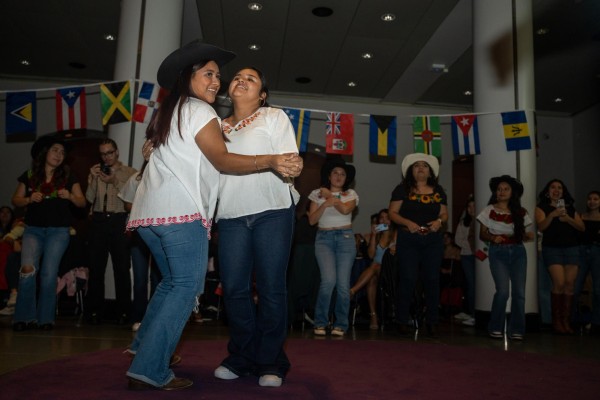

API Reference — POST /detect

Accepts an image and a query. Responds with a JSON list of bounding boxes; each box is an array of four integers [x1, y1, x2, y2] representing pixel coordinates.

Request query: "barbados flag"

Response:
[[501, 111, 531, 151], [369, 115, 396, 157], [283, 108, 311, 153], [5, 91, 36, 142]]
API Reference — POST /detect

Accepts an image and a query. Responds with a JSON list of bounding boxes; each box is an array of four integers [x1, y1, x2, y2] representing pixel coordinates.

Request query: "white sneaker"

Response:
[[0, 306, 14, 316], [313, 327, 326, 336], [259, 374, 282, 387], [331, 327, 345, 336], [214, 366, 239, 380], [131, 322, 141, 332], [462, 317, 475, 326], [7, 292, 17, 307], [453, 312, 470, 320]]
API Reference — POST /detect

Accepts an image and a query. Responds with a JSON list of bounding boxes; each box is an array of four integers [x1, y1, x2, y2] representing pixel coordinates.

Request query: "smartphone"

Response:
[[374, 224, 388, 233], [556, 198, 565, 208]]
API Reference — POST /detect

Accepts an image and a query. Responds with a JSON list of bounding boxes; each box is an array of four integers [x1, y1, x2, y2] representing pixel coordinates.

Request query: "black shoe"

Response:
[[13, 321, 38, 332], [39, 323, 54, 331], [397, 324, 413, 337], [118, 314, 129, 325], [425, 324, 437, 338]]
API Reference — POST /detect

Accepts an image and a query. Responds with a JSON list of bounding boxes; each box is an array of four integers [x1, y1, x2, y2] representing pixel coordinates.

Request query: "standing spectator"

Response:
[[0, 206, 21, 315], [454, 196, 476, 326], [478, 175, 534, 340], [575, 191, 600, 334], [308, 158, 358, 337], [213, 67, 302, 388], [11, 135, 86, 330], [85, 138, 137, 325], [535, 179, 585, 334], [389, 153, 447, 337]]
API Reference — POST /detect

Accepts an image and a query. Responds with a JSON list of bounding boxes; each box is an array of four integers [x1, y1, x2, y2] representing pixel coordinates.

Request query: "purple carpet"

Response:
[[2, 339, 599, 399]]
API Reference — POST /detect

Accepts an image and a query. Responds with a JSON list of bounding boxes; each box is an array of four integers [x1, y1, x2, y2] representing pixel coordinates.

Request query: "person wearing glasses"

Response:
[[85, 138, 137, 325]]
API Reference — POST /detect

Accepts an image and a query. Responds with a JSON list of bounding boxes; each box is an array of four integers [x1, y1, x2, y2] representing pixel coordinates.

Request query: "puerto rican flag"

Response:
[[56, 87, 86, 131], [451, 114, 480, 156], [133, 81, 168, 123]]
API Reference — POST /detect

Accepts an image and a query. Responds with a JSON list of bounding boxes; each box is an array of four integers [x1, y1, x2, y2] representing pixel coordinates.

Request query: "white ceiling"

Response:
[[1, 0, 598, 116]]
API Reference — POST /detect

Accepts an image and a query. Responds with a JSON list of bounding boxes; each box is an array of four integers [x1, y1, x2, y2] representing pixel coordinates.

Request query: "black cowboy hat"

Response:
[[157, 40, 236, 89], [320, 158, 356, 187], [489, 175, 524, 197], [30, 134, 71, 159]]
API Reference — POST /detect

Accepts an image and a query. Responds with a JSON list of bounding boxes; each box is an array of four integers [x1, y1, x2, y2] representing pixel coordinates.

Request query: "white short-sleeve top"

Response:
[[216, 107, 299, 220], [127, 98, 220, 232], [476, 204, 533, 237], [308, 189, 359, 229]]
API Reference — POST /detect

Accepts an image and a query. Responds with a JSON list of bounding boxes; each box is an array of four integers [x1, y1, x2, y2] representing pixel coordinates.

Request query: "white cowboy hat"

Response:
[[401, 153, 439, 178]]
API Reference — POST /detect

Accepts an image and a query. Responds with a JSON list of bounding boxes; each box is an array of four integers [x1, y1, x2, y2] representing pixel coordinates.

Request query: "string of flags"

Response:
[[3, 80, 533, 160]]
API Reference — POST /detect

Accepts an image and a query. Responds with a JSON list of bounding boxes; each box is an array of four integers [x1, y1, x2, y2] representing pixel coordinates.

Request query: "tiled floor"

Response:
[[1, 312, 599, 376]]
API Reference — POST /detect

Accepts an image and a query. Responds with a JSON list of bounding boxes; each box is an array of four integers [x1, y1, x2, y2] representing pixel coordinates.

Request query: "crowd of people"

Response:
[[1, 40, 599, 392]]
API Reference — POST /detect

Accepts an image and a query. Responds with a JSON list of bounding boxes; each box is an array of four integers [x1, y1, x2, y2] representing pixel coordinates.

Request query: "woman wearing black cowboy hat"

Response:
[[125, 41, 301, 391], [477, 175, 534, 340], [308, 158, 358, 337], [11, 135, 85, 332]]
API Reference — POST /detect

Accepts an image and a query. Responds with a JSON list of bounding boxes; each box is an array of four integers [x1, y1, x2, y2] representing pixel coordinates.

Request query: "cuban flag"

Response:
[[56, 87, 86, 131], [451, 114, 480, 156], [133, 81, 168, 123]]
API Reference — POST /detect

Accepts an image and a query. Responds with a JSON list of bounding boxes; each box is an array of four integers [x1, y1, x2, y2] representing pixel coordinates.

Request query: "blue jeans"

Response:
[[575, 245, 600, 325], [314, 228, 356, 331], [488, 243, 527, 335], [461, 254, 476, 315], [218, 206, 294, 378], [127, 221, 208, 387], [14, 226, 70, 325], [537, 252, 552, 324], [130, 231, 161, 323], [395, 230, 443, 325]]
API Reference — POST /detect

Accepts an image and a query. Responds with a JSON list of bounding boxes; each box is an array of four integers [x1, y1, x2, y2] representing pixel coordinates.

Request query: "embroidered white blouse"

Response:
[[308, 189, 359, 229], [127, 98, 220, 232], [217, 107, 299, 220]]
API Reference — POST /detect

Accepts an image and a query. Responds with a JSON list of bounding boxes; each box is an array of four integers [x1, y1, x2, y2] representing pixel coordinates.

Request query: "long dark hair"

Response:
[[462, 196, 474, 227], [147, 61, 210, 148], [537, 179, 575, 207], [0, 206, 15, 235], [30, 143, 69, 192], [401, 162, 438, 194], [488, 180, 525, 242]]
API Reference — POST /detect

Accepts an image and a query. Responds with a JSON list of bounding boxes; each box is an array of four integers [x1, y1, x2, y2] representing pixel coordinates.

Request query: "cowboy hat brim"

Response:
[[30, 134, 71, 159], [320, 158, 356, 187], [401, 153, 439, 178]]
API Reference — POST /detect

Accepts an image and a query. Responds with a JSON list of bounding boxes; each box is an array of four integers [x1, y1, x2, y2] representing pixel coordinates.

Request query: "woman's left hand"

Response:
[[270, 153, 303, 177], [428, 218, 443, 232]]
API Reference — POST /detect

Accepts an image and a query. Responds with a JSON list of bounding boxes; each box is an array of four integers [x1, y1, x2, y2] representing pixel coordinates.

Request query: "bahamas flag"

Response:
[[451, 115, 480, 156], [369, 115, 396, 157], [283, 108, 311, 153], [5, 91, 36, 142], [100, 81, 132, 125], [413, 116, 441, 157], [501, 111, 531, 151]]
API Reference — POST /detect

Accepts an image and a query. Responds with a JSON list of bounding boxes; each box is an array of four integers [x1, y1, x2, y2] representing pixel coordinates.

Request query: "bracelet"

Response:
[[254, 155, 259, 171]]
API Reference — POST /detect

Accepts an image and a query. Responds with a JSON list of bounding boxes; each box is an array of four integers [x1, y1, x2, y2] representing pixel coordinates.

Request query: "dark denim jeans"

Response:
[[130, 231, 161, 323], [218, 205, 295, 378], [575, 244, 600, 325], [395, 230, 443, 326], [488, 243, 527, 335]]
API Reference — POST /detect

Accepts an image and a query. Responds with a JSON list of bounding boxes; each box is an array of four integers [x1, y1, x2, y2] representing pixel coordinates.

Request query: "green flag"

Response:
[[413, 116, 441, 157], [101, 81, 131, 125]]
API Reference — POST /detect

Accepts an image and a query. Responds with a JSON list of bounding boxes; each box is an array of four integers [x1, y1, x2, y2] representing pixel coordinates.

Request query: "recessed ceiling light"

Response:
[[20, 59, 30, 66], [347, 81, 357, 87], [104, 34, 116, 41], [381, 13, 396, 22], [536, 28, 549, 35], [295, 77, 311, 84], [312, 7, 333, 17], [248, 3, 262, 11], [361, 52, 373, 60], [463, 90, 472, 96], [554, 97, 563, 103], [248, 44, 261, 51]]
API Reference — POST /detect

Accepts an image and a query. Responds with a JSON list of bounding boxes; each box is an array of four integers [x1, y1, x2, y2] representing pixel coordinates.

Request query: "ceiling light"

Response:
[[104, 34, 116, 41], [248, 44, 261, 51], [347, 81, 357, 87], [536, 28, 549, 35], [312, 7, 333, 17], [361, 52, 373, 60], [20, 59, 30, 66], [463, 90, 472, 96], [248, 3, 262, 11], [554, 97, 563, 103], [381, 13, 396, 22]]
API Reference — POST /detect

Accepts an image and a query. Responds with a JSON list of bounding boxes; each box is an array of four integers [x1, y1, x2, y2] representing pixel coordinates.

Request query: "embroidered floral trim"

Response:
[[222, 111, 261, 134], [127, 213, 213, 239], [408, 192, 443, 204], [489, 209, 513, 224]]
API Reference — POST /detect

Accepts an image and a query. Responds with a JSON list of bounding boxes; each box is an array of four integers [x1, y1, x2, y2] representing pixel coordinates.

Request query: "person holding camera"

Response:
[[535, 179, 584, 334], [388, 153, 447, 337], [85, 138, 137, 325]]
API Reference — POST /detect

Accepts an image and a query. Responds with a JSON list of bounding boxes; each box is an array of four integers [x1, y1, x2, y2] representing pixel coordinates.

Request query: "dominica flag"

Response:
[[413, 116, 441, 157], [132, 81, 168, 124], [369, 115, 397, 157], [501, 111, 531, 151], [451, 114, 480, 156], [283, 108, 311, 153], [5, 91, 36, 142], [100, 81, 132, 125], [325, 112, 354, 155]]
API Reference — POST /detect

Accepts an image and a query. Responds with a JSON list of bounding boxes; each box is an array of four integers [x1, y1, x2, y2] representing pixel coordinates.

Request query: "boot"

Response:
[[551, 293, 566, 334], [562, 294, 575, 334]]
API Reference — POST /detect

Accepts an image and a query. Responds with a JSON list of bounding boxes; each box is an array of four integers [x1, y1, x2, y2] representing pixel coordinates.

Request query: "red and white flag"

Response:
[[325, 112, 354, 155], [56, 87, 86, 131], [133, 81, 168, 123]]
